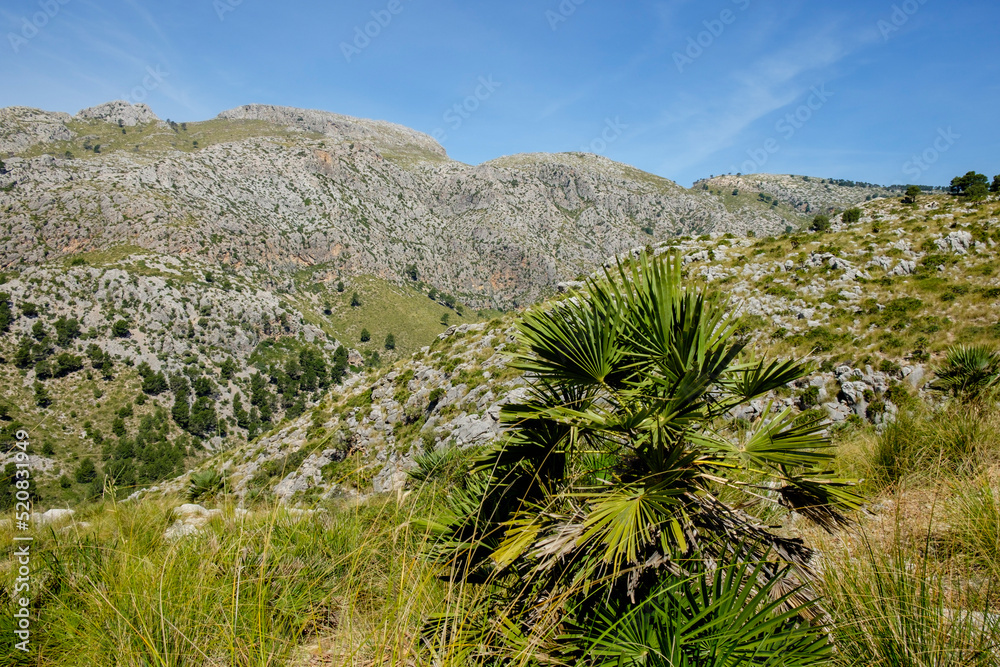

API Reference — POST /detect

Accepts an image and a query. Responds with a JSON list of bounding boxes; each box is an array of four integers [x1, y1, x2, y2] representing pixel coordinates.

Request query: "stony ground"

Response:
[[131, 190, 999, 510]]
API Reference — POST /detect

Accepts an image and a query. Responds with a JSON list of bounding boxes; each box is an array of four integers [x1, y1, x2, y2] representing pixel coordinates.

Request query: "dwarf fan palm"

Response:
[[427, 251, 860, 664], [931, 344, 1000, 402]]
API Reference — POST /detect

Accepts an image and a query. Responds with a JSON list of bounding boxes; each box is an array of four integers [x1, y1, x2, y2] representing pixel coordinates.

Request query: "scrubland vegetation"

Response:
[[4, 252, 1000, 666]]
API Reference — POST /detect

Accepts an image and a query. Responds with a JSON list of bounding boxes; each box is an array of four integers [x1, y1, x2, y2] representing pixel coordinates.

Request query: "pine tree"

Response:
[[171, 392, 190, 429], [75, 458, 97, 484], [33, 382, 51, 408], [331, 345, 349, 383]]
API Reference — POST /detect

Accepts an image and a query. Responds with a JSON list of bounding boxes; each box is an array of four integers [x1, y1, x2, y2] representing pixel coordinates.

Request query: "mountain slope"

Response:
[[135, 191, 1000, 508], [0, 101, 880, 309], [3, 100, 981, 510]]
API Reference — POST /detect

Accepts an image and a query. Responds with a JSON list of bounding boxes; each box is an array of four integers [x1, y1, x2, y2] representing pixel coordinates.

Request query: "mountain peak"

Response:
[[217, 104, 447, 158], [75, 100, 161, 127]]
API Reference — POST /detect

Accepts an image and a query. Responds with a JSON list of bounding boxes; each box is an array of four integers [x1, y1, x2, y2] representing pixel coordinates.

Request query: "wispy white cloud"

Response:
[[647, 20, 861, 177]]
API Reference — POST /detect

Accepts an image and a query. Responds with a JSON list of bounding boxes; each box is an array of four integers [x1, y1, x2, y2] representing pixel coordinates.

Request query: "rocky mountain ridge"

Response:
[[1, 101, 893, 308]]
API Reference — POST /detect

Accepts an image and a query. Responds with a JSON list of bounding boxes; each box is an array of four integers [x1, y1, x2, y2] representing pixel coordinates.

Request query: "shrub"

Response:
[[810, 214, 831, 232], [188, 469, 227, 500], [429, 251, 858, 663], [799, 385, 820, 409], [931, 344, 1000, 401], [879, 359, 901, 375], [841, 208, 861, 223], [427, 387, 445, 411]]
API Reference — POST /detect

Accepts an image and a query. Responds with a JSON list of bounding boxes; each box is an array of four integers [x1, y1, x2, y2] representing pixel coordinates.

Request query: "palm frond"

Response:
[[569, 548, 832, 667], [931, 344, 1000, 400], [724, 356, 813, 401], [512, 293, 624, 387], [705, 406, 834, 470]]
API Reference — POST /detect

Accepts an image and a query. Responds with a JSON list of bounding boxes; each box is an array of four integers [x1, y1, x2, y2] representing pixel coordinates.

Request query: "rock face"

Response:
[[0, 107, 74, 154], [75, 101, 160, 127], [163, 503, 222, 539], [32, 508, 75, 525], [698, 173, 904, 216]]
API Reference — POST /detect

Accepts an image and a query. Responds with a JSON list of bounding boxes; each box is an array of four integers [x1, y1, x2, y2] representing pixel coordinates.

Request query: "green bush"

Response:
[[188, 469, 227, 500], [931, 345, 1000, 401], [810, 214, 831, 232], [799, 385, 820, 409], [841, 208, 861, 223], [427, 387, 445, 411]]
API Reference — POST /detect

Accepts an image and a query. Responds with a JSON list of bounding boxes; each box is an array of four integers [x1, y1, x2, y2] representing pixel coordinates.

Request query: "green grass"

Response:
[[293, 274, 489, 359], [823, 535, 1000, 666], [16, 118, 323, 160], [0, 492, 446, 666], [838, 402, 1000, 493], [809, 396, 1000, 666], [946, 472, 1000, 579]]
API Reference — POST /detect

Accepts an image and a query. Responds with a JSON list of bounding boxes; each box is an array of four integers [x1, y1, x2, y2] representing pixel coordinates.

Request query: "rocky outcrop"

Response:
[[0, 107, 74, 154], [699, 173, 900, 216], [75, 101, 160, 127], [216, 104, 447, 158]]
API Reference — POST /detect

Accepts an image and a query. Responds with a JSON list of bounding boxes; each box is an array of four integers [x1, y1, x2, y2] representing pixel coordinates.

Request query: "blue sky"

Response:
[[1, 0, 997, 187]]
